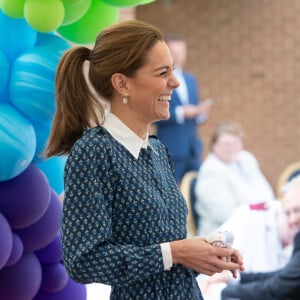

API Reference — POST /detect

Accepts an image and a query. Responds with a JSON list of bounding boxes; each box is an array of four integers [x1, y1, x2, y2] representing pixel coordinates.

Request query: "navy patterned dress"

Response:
[[62, 126, 203, 299]]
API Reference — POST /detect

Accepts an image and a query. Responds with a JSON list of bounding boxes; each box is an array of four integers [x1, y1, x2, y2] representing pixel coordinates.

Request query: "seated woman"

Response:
[[194, 121, 275, 237], [220, 176, 300, 300]]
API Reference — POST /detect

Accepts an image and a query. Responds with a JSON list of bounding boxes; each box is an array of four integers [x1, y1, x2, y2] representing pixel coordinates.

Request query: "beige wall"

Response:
[[137, 0, 300, 192]]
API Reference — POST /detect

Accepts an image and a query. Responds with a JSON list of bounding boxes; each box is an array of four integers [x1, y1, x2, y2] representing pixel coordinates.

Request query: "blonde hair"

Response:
[[210, 121, 244, 149], [44, 20, 163, 157]]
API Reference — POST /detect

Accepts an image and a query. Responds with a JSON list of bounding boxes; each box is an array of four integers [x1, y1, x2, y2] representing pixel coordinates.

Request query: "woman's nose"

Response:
[[169, 73, 180, 88]]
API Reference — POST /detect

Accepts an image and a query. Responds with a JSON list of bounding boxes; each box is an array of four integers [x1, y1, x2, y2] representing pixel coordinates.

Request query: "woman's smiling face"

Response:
[[126, 41, 180, 123], [212, 133, 243, 163]]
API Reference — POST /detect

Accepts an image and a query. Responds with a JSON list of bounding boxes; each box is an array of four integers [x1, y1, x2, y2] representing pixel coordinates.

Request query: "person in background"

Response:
[[195, 121, 275, 237], [44, 20, 243, 300], [221, 175, 300, 300], [155, 34, 213, 185], [198, 189, 293, 300]]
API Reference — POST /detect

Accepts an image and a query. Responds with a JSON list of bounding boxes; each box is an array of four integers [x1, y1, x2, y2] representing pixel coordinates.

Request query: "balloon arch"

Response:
[[0, 0, 155, 299]]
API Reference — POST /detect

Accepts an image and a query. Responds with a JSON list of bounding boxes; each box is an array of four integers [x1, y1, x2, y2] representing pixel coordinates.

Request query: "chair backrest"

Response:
[[277, 161, 300, 198], [180, 171, 200, 236]]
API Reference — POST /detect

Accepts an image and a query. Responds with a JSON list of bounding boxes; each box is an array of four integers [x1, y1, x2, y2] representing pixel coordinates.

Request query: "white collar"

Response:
[[102, 112, 149, 159]]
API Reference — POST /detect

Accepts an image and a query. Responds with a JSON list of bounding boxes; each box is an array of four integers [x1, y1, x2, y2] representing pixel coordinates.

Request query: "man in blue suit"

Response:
[[221, 176, 300, 300], [155, 35, 213, 184]]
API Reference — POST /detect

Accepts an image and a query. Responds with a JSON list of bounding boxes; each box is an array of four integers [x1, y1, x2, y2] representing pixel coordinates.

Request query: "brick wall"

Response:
[[137, 0, 300, 192]]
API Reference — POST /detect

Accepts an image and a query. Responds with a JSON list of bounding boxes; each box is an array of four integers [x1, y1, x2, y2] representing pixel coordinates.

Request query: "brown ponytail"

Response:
[[44, 47, 104, 157]]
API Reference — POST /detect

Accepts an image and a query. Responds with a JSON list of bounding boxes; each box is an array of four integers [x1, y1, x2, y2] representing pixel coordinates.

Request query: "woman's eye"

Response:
[[160, 71, 168, 76]]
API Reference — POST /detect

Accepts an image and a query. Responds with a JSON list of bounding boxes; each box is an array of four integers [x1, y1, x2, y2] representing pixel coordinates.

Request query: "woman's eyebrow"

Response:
[[153, 65, 171, 72]]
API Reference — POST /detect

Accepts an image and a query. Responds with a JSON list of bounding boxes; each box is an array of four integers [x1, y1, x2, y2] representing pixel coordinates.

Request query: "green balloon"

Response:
[[62, 0, 91, 25], [1, 0, 25, 19], [57, 0, 119, 44], [24, 0, 65, 33], [100, 0, 144, 7], [140, 0, 156, 4], [63, 0, 86, 3]]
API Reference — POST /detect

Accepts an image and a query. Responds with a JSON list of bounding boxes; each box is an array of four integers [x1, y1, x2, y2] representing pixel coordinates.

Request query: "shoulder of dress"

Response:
[[72, 126, 112, 151]]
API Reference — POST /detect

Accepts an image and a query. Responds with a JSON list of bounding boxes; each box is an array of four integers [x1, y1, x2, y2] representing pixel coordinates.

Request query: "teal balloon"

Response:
[[57, 0, 119, 44], [0, 9, 37, 62], [0, 103, 36, 181], [0, 50, 9, 94], [61, 0, 91, 26], [101, 0, 144, 7], [30, 120, 52, 163], [10, 46, 60, 122], [35, 156, 67, 195], [36, 32, 71, 55]]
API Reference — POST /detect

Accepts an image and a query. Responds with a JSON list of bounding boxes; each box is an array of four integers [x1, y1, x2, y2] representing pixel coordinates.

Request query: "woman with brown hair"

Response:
[[45, 20, 243, 299]]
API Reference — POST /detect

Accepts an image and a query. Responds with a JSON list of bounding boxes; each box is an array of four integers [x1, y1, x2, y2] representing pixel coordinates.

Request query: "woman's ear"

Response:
[[111, 73, 129, 95]]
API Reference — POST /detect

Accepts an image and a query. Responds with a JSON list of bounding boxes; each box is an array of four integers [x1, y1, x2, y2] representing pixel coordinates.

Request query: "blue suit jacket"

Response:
[[155, 71, 203, 161], [222, 231, 300, 300]]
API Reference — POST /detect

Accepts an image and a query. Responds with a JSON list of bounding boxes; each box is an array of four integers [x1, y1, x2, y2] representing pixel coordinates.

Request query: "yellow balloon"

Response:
[[1, 0, 25, 19], [24, 0, 65, 33]]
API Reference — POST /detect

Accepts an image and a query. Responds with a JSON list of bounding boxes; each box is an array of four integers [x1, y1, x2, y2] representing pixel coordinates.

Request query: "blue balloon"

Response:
[[0, 103, 36, 181], [10, 46, 59, 122], [31, 119, 52, 163], [0, 9, 37, 62], [0, 50, 9, 94], [36, 32, 71, 56], [35, 156, 67, 195]]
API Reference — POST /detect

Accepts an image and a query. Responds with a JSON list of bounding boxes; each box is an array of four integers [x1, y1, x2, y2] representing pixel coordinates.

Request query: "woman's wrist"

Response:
[[170, 239, 185, 264]]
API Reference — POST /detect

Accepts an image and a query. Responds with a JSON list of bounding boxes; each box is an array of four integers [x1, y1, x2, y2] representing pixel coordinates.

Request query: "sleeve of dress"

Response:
[[61, 139, 165, 288]]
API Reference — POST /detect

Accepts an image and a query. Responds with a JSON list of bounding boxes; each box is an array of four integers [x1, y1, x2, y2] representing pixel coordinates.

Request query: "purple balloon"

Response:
[[35, 232, 62, 264], [40, 262, 68, 293], [34, 277, 87, 300], [0, 164, 51, 229], [0, 252, 42, 300], [5, 232, 24, 267], [15, 189, 62, 251], [0, 212, 13, 269]]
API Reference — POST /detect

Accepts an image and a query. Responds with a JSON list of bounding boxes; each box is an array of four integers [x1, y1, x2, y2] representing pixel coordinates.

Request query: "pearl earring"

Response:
[[122, 94, 128, 104]]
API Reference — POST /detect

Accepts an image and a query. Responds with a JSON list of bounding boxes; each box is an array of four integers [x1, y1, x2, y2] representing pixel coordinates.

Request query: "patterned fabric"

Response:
[[62, 126, 203, 299]]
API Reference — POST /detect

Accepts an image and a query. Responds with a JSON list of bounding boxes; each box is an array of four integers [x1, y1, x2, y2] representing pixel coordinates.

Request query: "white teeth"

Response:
[[158, 95, 171, 101]]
